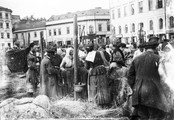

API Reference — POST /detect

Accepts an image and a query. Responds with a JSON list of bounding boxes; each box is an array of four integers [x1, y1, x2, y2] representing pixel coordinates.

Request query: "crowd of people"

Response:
[[23, 36, 174, 120]]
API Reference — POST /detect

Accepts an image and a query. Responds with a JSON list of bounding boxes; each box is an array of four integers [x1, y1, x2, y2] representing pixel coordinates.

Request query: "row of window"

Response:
[[48, 24, 110, 36], [0, 22, 10, 29], [117, 18, 164, 34], [0, 33, 10, 39], [112, 0, 163, 19], [0, 12, 9, 19]]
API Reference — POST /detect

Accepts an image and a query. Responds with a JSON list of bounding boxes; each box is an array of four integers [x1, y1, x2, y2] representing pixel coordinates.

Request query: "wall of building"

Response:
[[14, 28, 46, 47], [110, 0, 168, 44], [46, 16, 110, 46], [0, 10, 13, 49]]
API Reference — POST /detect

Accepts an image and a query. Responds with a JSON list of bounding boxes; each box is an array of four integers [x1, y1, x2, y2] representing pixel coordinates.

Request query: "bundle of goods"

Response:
[[5, 43, 35, 73], [6, 49, 28, 73]]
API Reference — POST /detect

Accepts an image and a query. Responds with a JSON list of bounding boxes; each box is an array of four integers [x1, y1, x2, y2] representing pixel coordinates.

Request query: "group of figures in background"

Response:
[[5, 35, 174, 120]]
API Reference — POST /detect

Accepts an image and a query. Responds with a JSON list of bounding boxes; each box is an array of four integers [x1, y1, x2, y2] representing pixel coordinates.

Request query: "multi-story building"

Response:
[[13, 21, 46, 47], [0, 6, 13, 49], [109, 0, 174, 44], [46, 7, 111, 46]]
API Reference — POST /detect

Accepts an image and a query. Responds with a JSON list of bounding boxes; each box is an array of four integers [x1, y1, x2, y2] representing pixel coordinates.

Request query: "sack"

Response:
[[6, 49, 28, 73]]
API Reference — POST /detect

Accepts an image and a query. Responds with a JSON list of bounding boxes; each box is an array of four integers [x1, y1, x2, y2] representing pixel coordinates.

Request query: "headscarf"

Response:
[[65, 47, 73, 59]]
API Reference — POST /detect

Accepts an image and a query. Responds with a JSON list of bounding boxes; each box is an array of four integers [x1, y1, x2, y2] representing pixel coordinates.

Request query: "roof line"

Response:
[[14, 27, 46, 33], [46, 19, 110, 26]]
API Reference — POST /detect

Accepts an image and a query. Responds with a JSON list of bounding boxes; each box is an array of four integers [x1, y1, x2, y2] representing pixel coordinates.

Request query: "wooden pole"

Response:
[[73, 14, 78, 100], [22, 33, 26, 48], [40, 31, 44, 59]]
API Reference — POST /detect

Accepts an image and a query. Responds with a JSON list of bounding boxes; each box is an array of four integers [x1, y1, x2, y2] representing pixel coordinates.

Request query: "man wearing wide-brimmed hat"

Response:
[[128, 36, 169, 120]]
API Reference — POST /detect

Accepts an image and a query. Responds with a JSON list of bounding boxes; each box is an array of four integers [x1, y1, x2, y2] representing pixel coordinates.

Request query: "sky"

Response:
[[1, 0, 110, 19]]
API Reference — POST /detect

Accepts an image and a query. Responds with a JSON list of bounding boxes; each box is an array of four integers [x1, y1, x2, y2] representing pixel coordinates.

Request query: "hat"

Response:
[[138, 43, 145, 48], [46, 47, 56, 53], [145, 36, 159, 49], [163, 39, 170, 42], [117, 43, 126, 48]]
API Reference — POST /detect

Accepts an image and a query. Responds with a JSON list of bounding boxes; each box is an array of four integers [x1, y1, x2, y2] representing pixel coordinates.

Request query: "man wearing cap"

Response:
[[39, 47, 61, 99], [128, 37, 169, 120]]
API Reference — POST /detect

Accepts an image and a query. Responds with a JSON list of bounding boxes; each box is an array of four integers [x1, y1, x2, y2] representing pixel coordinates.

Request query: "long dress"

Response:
[[60, 48, 74, 95], [86, 50, 111, 106]]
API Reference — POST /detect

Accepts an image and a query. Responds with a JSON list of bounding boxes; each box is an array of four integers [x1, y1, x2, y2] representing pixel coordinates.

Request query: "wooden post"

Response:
[[28, 33, 30, 46], [40, 31, 44, 59], [73, 14, 78, 100], [22, 33, 25, 48]]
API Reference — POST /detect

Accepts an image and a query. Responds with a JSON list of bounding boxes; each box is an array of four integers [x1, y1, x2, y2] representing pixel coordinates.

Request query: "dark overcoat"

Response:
[[128, 51, 170, 113], [39, 56, 61, 99]]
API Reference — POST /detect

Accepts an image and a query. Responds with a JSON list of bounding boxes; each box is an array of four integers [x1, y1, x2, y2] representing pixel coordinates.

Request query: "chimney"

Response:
[[95, 7, 102, 9]]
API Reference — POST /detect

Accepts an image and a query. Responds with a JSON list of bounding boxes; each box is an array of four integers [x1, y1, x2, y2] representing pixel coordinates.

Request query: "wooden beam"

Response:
[[73, 14, 78, 100], [40, 31, 44, 59]]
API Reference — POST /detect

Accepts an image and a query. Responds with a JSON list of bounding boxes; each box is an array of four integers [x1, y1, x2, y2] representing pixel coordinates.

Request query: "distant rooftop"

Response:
[[47, 7, 109, 22], [0, 6, 12, 12], [14, 21, 46, 31]]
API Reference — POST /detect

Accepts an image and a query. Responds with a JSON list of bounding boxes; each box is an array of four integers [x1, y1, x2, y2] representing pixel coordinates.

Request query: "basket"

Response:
[[5, 49, 29, 73], [74, 84, 86, 92]]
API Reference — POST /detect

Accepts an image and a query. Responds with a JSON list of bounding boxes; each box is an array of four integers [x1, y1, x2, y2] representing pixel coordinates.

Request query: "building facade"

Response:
[[13, 21, 46, 47], [46, 7, 111, 46], [110, 0, 174, 44], [0, 6, 13, 49]]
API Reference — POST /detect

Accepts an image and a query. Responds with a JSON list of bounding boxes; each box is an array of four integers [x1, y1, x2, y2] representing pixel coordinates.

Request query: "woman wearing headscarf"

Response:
[[85, 42, 111, 107], [60, 47, 74, 95]]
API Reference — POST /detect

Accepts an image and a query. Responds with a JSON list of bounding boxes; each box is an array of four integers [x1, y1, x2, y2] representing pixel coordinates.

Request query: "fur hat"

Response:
[[145, 36, 159, 49]]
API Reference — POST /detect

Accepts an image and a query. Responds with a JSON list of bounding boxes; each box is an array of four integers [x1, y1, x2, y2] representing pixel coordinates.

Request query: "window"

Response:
[[67, 27, 70, 34], [1, 33, 4, 39], [118, 8, 121, 18], [6, 23, 9, 29], [139, 22, 144, 29], [7, 33, 10, 38], [98, 24, 102, 31], [125, 25, 128, 33], [58, 28, 61, 35], [8, 43, 11, 48], [0, 13, 2, 18], [0, 23, 3, 28], [89, 25, 94, 34], [131, 4, 134, 15], [34, 32, 37, 37], [159, 18, 163, 29], [149, 20, 153, 30], [54, 29, 57, 36], [67, 41, 71, 45], [132, 23, 135, 32], [112, 10, 115, 19], [5, 13, 8, 19], [148, 0, 153, 10], [138, 1, 143, 13], [49, 30, 51, 36], [107, 22, 110, 31], [157, 0, 163, 9], [119, 26, 121, 34], [170, 16, 174, 28], [124, 6, 127, 17]]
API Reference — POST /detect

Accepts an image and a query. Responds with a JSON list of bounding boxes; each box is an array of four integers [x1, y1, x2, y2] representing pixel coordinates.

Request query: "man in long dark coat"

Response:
[[128, 37, 170, 120], [39, 48, 61, 99]]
